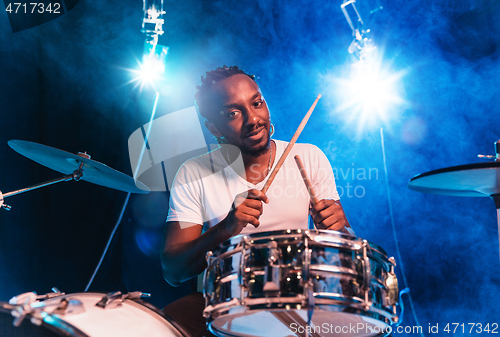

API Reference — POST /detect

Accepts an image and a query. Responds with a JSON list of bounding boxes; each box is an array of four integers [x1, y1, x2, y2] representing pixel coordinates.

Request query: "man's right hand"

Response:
[[222, 189, 269, 237], [162, 189, 268, 286]]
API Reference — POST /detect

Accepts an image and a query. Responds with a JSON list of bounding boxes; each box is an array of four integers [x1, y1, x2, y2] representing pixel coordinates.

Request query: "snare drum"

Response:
[[204, 230, 398, 337], [1, 292, 189, 337]]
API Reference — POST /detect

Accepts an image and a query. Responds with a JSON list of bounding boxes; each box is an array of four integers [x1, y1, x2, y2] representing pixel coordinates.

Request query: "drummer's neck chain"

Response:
[[266, 143, 272, 176]]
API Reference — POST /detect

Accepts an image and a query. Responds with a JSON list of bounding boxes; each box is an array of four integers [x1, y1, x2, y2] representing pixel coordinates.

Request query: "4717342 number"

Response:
[[5, 2, 61, 14]]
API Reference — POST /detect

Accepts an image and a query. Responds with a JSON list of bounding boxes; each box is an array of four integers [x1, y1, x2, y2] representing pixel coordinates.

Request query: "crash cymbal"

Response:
[[408, 161, 500, 197], [8, 140, 149, 194]]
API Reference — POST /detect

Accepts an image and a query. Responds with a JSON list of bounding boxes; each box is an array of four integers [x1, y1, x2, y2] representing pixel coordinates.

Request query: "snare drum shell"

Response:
[[204, 230, 397, 337]]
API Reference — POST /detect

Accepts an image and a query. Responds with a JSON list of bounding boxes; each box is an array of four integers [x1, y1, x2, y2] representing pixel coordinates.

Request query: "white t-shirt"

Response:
[[166, 140, 340, 234]]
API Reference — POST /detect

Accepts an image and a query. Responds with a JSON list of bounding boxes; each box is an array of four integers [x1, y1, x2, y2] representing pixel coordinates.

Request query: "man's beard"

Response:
[[240, 131, 271, 157]]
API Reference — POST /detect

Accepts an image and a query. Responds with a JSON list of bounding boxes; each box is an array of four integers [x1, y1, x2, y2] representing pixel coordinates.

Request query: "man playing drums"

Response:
[[161, 65, 352, 336]]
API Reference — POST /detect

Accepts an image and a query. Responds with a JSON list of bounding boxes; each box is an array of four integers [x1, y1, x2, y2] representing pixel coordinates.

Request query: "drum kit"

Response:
[[1, 138, 499, 337]]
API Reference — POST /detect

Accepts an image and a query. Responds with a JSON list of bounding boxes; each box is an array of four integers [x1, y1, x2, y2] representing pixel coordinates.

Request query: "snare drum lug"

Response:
[[361, 240, 373, 310], [240, 242, 248, 301], [302, 238, 311, 281], [363, 293, 372, 310], [361, 240, 371, 291], [385, 269, 399, 307]]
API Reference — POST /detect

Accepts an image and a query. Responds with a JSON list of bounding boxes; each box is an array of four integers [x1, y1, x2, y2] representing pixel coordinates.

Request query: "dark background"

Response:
[[1, 0, 499, 335]]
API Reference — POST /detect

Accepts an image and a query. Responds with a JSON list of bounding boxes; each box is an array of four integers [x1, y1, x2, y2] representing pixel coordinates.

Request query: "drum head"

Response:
[[58, 293, 185, 337], [210, 309, 390, 337], [1, 293, 189, 337]]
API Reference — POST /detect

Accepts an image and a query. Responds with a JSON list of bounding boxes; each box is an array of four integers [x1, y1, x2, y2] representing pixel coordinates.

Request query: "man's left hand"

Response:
[[311, 199, 350, 231]]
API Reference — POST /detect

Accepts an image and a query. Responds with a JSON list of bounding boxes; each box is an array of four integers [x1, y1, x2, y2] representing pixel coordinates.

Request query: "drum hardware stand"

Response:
[[493, 194, 500, 263], [0, 153, 89, 211], [478, 140, 500, 262]]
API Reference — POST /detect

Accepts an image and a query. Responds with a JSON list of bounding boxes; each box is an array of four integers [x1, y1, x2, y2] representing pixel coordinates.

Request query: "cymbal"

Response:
[[8, 140, 150, 194], [408, 161, 500, 197]]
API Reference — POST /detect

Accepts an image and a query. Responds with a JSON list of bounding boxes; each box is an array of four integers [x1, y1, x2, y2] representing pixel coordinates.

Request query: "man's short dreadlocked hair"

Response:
[[194, 65, 256, 119]]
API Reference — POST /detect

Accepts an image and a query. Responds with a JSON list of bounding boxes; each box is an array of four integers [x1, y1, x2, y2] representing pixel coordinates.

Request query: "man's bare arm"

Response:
[[161, 189, 269, 286], [161, 220, 232, 286]]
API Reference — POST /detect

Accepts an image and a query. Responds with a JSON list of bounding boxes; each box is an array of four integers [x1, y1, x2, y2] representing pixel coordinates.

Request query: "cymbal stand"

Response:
[[493, 195, 500, 262], [0, 158, 87, 211], [481, 140, 500, 262]]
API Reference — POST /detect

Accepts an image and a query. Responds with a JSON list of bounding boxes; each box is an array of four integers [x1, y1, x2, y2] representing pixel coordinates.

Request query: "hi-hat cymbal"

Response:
[[8, 140, 150, 194], [408, 162, 500, 197]]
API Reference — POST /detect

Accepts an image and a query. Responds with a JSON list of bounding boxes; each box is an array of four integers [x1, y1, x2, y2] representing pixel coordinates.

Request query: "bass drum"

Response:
[[0, 292, 189, 337], [204, 230, 399, 337]]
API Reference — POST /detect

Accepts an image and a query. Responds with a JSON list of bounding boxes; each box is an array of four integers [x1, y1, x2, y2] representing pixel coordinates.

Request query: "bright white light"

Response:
[[126, 59, 163, 92], [139, 55, 165, 84], [125, 44, 168, 92], [326, 52, 406, 136]]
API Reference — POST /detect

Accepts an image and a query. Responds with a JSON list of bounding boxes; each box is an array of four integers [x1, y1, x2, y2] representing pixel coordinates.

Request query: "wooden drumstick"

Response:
[[294, 155, 319, 204], [294, 154, 354, 234], [261, 94, 321, 194]]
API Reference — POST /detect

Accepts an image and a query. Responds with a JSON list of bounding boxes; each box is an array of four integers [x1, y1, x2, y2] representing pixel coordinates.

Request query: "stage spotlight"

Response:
[[140, 0, 167, 86], [334, 54, 406, 135], [336, 0, 405, 135], [142, 0, 165, 40], [341, 0, 380, 62], [126, 44, 168, 91], [139, 43, 169, 85], [127, 0, 168, 90]]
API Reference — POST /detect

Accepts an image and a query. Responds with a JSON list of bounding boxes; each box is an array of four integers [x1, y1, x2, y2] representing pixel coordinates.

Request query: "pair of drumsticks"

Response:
[[260, 94, 353, 234]]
